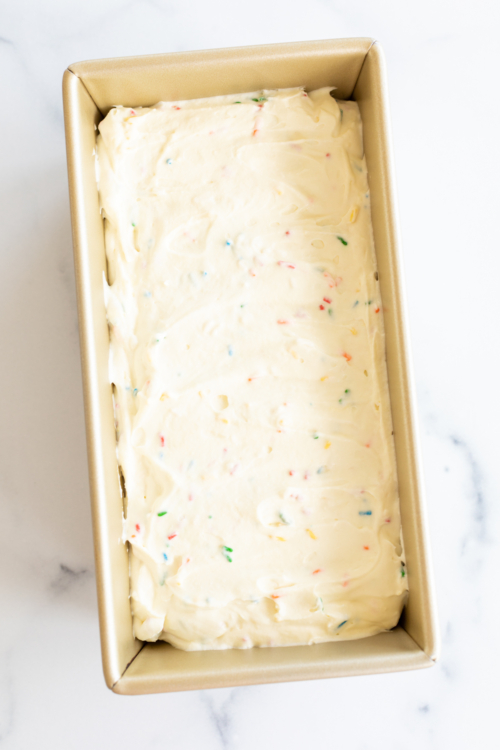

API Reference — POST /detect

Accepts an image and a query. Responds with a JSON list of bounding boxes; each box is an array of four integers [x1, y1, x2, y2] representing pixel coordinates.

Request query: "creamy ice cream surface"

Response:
[[97, 87, 408, 650]]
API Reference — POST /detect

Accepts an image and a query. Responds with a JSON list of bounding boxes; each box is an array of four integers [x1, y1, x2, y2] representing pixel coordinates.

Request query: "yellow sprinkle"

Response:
[[364, 370, 368, 377], [320, 376, 328, 382], [221, 419, 228, 423], [276, 537, 286, 542], [349, 327, 358, 336], [374, 403, 379, 411], [349, 206, 359, 223], [306, 528, 317, 540], [324, 440, 331, 449], [160, 393, 169, 401]]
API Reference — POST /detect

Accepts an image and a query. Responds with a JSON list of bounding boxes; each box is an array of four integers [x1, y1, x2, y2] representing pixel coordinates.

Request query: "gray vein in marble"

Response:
[[50, 563, 91, 594], [449, 435, 487, 542], [200, 688, 244, 750]]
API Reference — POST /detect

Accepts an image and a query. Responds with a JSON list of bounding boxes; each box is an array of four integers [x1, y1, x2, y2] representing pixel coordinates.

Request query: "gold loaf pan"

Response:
[[62, 38, 439, 695]]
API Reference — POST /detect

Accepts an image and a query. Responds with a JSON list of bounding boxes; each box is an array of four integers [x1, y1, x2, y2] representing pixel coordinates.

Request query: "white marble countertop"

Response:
[[1, 1, 499, 747]]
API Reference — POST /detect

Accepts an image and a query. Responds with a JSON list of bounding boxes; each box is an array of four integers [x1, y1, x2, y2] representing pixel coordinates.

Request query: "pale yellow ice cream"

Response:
[[97, 87, 408, 650]]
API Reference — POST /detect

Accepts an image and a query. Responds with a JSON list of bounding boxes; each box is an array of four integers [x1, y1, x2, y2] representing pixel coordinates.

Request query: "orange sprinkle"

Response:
[[375, 307, 380, 313], [131, 534, 136, 538], [313, 569, 322, 575], [365, 442, 371, 448], [342, 352, 352, 362], [363, 546, 370, 551], [342, 580, 349, 588], [252, 129, 258, 136], [271, 594, 280, 599], [306, 528, 317, 540], [277, 319, 290, 325]]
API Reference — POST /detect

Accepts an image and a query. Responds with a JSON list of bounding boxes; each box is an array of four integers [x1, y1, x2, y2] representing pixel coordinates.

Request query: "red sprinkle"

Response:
[[326, 152, 331, 157], [285, 231, 290, 236], [289, 470, 295, 476], [135, 524, 140, 532], [160, 435, 165, 447], [319, 305, 325, 310], [323, 297, 332, 304], [168, 534, 177, 540], [385, 518, 391, 523], [172, 106, 181, 110]]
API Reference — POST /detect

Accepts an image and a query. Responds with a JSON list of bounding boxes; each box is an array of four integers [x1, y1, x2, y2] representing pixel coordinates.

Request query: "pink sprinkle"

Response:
[[278, 261, 296, 269], [188, 493, 193, 502], [130, 109, 136, 115], [385, 518, 391, 523], [304, 471, 309, 480], [289, 470, 295, 476], [342, 580, 349, 588], [160, 435, 165, 447], [168, 534, 177, 540], [285, 231, 290, 236]]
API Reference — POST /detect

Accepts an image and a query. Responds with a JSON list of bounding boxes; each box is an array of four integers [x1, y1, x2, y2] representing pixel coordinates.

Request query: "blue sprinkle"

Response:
[[338, 620, 348, 628], [132, 388, 138, 396], [203, 271, 208, 277], [317, 466, 326, 474], [143, 291, 152, 298], [166, 158, 173, 165], [187, 460, 194, 470], [353, 300, 359, 307], [163, 553, 168, 561], [359, 510, 372, 516], [159, 452, 164, 460], [228, 345, 233, 356], [226, 240, 232, 246]]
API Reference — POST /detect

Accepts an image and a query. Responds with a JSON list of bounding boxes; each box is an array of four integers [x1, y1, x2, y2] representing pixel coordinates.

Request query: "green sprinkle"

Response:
[[233, 101, 242, 104], [131, 222, 136, 228], [339, 399, 343, 404], [157, 511, 167, 517], [313, 433, 319, 439], [401, 569, 406, 578], [340, 108, 343, 122], [222, 545, 233, 562], [208, 515, 212, 519], [336, 236, 348, 246], [328, 308, 333, 316], [279, 512, 291, 525], [251, 97, 267, 102], [345, 389, 350, 394]]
